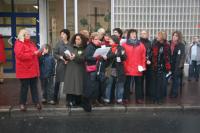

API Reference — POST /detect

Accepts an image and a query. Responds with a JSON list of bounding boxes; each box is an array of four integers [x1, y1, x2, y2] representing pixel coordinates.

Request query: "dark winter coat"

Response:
[[39, 54, 55, 79], [152, 40, 171, 73], [63, 44, 86, 95], [107, 45, 126, 83], [169, 41, 185, 75], [53, 41, 71, 82], [140, 37, 153, 70]]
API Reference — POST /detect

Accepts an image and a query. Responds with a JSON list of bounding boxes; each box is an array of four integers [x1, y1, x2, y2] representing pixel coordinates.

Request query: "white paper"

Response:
[[93, 47, 110, 58], [64, 49, 71, 56], [138, 65, 145, 72]]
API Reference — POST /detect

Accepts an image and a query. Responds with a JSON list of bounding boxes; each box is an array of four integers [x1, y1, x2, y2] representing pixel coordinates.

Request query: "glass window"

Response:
[[16, 17, 37, 25], [14, 0, 38, 13], [0, 17, 11, 25], [78, 0, 111, 33], [0, 0, 12, 12]]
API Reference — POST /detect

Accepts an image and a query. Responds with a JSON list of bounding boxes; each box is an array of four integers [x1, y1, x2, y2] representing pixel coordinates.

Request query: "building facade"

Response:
[[0, 0, 200, 75]]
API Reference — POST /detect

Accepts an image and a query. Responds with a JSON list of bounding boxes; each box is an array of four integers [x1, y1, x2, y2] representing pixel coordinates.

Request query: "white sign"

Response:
[[0, 27, 11, 36]]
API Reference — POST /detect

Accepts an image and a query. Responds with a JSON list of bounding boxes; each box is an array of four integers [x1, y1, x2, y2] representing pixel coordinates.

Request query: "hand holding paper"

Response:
[[138, 65, 145, 72]]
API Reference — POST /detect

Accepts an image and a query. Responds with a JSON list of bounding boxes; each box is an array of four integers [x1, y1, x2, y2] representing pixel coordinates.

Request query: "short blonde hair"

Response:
[[17, 29, 28, 42], [90, 32, 100, 40]]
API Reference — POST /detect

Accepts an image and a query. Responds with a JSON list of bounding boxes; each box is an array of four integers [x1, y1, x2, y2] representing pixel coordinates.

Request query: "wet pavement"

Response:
[[1, 110, 200, 133], [0, 78, 200, 110], [0, 78, 200, 133]]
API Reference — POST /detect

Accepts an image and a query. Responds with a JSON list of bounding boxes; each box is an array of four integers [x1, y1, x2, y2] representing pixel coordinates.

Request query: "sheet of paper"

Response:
[[93, 47, 110, 58]]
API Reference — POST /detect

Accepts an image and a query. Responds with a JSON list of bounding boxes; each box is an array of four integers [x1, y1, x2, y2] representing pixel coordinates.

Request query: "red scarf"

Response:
[[170, 41, 177, 55], [111, 43, 118, 53]]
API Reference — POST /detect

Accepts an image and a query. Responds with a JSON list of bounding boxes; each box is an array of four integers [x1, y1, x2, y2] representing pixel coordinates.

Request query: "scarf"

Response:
[[111, 43, 118, 53], [127, 39, 140, 46], [170, 41, 177, 55]]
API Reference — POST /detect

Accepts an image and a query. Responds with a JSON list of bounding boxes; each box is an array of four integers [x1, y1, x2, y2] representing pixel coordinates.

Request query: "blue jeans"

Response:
[[188, 61, 200, 81], [40, 76, 54, 101], [171, 73, 181, 97], [105, 76, 124, 101]]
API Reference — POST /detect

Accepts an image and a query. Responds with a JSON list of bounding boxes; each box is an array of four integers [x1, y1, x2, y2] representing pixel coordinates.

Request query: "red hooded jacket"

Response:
[[14, 39, 40, 79], [122, 42, 146, 76], [0, 34, 6, 63]]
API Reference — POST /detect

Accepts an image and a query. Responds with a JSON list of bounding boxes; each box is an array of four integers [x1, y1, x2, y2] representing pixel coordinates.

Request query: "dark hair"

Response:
[[44, 44, 52, 53], [127, 29, 138, 39], [60, 29, 70, 40], [113, 28, 123, 38], [172, 30, 182, 43], [71, 33, 87, 48], [110, 35, 120, 44]]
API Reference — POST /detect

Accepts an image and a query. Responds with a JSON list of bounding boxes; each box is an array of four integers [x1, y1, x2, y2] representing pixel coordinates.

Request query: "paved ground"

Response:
[[0, 79, 200, 107], [1, 110, 200, 133]]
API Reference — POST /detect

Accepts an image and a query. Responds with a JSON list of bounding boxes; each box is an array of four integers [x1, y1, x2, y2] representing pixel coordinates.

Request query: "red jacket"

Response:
[[14, 39, 40, 79], [122, 42, 146, 76], [0, 34, 6, 63]]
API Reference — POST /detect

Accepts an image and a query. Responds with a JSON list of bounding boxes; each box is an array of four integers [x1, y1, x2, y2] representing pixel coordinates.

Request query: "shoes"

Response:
[[20, 104, 27, 111], [47, 100, 56, 105], [136, 99, 144, 104], [35, 103, 42, 110], [123, 99, 129, 105], [41, 98, 47, 103]]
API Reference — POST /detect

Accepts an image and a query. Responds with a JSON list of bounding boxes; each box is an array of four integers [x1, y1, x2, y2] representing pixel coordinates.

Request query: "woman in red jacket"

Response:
[[0, 34, 6, 83], [122, 29, 146, 104], [14, 29, 41, 111]]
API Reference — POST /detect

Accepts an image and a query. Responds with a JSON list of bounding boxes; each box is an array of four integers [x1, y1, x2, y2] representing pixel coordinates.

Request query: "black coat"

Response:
[[107, 45, 126, 83], [170, 41, 185, 75]]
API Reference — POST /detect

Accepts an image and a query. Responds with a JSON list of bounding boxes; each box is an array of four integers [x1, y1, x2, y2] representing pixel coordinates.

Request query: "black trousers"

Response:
[[141, 69, 153, 99], [123, 76, 144, 100], [54, 82, 60, 102], [20, 77, 39, 105]]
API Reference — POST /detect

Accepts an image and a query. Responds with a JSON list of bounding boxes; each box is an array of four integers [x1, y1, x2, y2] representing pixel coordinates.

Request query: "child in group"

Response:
[[104, 35, 126, 104], [39, 44, 56, 104]]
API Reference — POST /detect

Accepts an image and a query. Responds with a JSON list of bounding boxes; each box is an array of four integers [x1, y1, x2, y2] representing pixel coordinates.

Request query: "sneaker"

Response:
[[20, 104, 27, 111], [136, 99, 144, 104], [48, 100, 55, 105], [35, 103, 42, 110], [103, 99, 110, 103]]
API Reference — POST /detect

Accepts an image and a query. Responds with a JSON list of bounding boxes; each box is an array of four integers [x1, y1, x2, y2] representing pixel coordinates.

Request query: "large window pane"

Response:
[[47, 0, 64, 47], [78, 0, 111, 32], [16, 17, 37, 25], [0, 0, 12, 12], [14, 0, 38, 13], [0, 17, 11, 25]]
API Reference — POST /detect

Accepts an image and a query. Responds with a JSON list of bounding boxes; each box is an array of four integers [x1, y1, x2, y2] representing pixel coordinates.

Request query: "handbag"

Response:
[[86, 64, 97, 72]]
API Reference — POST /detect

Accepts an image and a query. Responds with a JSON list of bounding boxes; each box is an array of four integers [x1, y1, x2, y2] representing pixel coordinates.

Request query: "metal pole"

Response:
[[64, 0, 67, 29], [74, 0, 78, 33]]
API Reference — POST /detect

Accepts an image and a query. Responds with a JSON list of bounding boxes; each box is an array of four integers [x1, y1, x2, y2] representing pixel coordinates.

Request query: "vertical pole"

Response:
[[74, 0, 78, 33], [64, 0, 67, 29]]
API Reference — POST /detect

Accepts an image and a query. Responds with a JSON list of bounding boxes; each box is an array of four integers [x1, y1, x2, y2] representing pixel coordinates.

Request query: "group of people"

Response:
[[14, 27, 200, 112]]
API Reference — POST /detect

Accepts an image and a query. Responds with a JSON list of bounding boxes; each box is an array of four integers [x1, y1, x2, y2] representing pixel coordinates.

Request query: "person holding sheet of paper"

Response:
[[104, 35, 126, 104], [62, 33, 87, 108], [122, 29, 146, 104], [53, 29, 71, 104], [83, 32, 103, 112]]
